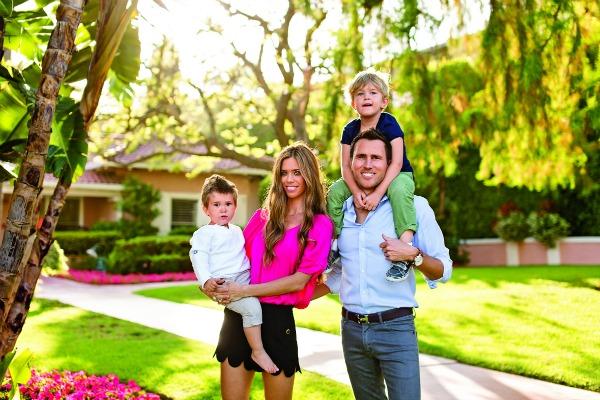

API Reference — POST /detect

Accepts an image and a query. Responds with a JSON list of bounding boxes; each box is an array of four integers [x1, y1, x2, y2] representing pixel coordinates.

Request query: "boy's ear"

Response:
[[202, 205, 209, 216], [381, 96, 389, 109]]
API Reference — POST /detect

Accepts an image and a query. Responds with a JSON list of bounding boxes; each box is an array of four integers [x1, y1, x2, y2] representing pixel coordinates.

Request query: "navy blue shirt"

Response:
[[341, 112, 413, 172]]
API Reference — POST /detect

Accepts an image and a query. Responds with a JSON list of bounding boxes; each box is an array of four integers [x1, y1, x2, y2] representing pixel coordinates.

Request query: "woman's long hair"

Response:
[[263, 142, 327, 267]]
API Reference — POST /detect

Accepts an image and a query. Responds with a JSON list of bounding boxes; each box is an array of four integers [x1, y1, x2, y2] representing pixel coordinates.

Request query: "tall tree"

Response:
[[0, 0, 87, 332], [0, 0, 141, 357], [95, 0, 333, 172], [0, 0, 144, 357]]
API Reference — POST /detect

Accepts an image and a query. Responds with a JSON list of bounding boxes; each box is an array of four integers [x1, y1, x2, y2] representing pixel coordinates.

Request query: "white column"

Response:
[[547, 245, 560, 265], [155, 194, 171, 235], [506, 242, 519, 266]]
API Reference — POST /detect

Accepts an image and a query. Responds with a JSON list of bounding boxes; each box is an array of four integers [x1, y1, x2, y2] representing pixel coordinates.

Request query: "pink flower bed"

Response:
[[60, 269, 196, 285], [1, 369, 160, 399]]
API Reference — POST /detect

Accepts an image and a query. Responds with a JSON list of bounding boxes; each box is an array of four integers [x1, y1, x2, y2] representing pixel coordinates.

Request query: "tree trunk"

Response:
[[0, 0, 86, 331], [0, 178, 71, 355]]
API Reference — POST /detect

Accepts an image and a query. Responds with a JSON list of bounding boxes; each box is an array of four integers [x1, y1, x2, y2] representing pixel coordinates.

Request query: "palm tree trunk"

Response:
[[0, 0, 138, 357], [0, 0, 86, 331], [0, 178, 71, 355]]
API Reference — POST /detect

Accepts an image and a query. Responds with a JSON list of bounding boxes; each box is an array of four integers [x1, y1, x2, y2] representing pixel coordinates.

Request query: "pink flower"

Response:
[[7, 370, 161, 400], [58, 270, 196, 285]]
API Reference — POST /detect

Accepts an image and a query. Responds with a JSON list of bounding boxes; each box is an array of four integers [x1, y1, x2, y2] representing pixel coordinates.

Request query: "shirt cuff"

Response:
[[423, 257, 452, 289], [325, 263, 342, 294]]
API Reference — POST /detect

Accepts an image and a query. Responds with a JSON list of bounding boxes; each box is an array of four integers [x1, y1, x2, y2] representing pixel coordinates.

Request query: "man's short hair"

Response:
[[201, 174, 238, 207], [349, 128, 392, 163]]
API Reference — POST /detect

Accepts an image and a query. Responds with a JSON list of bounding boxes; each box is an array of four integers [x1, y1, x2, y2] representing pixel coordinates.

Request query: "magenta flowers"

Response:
[[60, 270, 196, 285], [2, 369, 160, 399]]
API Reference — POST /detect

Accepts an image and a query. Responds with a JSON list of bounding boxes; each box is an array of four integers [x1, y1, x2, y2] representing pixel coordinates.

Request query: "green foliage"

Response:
[[47, 101, 88, 181], [528, 212, 570, 248], [41, 241, 69, 273], [107, 235, 191, 274], [493, 212, 531, 242], [167, 225, 198, 236], [53, 230, 121, 256], [118, 176, 161, 238], [90, 220, 121, 231], [0, 348, 33, 400], [67, 255, 96, 271], [257, 175, 272, 206]]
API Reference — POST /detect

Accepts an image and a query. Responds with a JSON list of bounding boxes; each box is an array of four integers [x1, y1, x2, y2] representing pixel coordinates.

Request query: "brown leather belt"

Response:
[[342, 306, 413, 324]]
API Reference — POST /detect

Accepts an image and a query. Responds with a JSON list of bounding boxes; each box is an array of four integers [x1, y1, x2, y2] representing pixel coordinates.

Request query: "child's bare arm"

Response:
[[364, 138, 404, 210], [341, 144, 367, 208]]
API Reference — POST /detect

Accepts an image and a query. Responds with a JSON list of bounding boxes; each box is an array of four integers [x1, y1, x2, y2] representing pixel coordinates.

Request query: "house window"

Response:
[[57, 198, 82, 230], [171, 199, 197, 228]]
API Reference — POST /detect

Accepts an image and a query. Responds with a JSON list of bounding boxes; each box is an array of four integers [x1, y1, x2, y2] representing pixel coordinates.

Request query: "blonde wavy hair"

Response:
[[262, 142, 327, 267]]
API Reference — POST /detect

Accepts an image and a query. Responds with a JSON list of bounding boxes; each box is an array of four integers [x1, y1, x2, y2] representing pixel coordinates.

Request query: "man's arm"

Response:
[[380, 235, 443, 280], [380, 196, 452, 285]]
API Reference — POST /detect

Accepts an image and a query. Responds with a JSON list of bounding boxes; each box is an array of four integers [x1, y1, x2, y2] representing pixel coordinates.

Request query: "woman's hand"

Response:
[[214, 280, 246, 303]]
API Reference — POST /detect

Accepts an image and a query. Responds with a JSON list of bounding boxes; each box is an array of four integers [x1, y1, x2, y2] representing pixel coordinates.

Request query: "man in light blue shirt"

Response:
[[318, 129, 452, 400]]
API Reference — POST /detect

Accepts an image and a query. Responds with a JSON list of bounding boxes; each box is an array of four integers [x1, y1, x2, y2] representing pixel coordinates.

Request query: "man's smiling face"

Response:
[[351, 138, 389, 194]]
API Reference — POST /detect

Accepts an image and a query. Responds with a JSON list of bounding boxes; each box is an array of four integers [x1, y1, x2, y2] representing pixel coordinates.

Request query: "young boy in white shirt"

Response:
[[189, 174, 278, 373]]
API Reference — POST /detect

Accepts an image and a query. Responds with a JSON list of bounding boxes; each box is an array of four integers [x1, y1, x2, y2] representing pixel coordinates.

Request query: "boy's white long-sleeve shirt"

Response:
[[189, 224, 250, 288]]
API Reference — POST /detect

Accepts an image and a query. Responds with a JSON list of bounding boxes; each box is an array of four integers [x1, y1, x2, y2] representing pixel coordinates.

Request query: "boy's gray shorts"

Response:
[[224, 269, 262, 328]]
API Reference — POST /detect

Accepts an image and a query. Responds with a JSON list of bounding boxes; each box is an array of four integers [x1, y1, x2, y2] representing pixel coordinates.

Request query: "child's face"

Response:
[[203, 192, 236, 226], [352, 83, 388, 118]]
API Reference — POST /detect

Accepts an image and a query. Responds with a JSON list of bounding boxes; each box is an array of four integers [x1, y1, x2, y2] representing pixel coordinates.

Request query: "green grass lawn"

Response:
[[136, 265, 600, 392], [16, 299, 353, 399]]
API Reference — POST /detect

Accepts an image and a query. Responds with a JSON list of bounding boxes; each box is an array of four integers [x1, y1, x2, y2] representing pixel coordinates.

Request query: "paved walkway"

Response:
[[36, 277, 599, 400]]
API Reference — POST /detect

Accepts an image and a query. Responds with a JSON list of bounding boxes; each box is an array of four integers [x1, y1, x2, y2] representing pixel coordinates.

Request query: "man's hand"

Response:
[[380, 234, 418, 262], [364, 190, 384, 211], [352, 191, 367, 209]]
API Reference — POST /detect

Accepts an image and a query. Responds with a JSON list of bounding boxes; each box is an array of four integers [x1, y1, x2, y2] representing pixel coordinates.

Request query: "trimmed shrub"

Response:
[[90, 220, 121, 231], [494, 212, 531, 242], [107, 235, 191, 274], [41, 241, 69, 273], [54, 231, 121, 256], [168, 225, 198, 236], [528, 212, 570, 248], [67, 255, 97, 271]]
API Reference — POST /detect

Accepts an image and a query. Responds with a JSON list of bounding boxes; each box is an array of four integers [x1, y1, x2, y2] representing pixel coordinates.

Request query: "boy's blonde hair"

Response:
[[201, 174, 238, 207], [347, 69, 391, 99]]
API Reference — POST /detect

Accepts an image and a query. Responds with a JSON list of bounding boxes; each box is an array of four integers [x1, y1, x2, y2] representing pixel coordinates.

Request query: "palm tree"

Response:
[[0, 0, 142, 357], [0, 0, 88, 337]]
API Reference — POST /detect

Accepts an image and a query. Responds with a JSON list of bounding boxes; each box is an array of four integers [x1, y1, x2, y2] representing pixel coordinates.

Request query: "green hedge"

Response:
[[107, 235, 191, 274], [54, 231, 121, 256], [168, 225, 198, 236], [68, 255, 97, 270]]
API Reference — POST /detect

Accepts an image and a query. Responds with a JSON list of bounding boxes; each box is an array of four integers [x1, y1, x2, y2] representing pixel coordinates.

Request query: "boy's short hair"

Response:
[[201, 174, 238, 207], [349, 128, 392, 163], [347, 69, 391, 99]]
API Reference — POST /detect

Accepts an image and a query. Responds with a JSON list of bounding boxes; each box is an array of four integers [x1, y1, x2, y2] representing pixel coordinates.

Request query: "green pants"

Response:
[[326, 172, 417, 237]]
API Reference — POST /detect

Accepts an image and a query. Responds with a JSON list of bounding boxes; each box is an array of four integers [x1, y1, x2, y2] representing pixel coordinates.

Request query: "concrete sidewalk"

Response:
[[35, 276, 599, 400]]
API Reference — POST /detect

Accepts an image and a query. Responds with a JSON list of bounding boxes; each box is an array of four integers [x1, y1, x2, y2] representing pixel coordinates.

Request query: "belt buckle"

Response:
[[358, 314, 370, 324]]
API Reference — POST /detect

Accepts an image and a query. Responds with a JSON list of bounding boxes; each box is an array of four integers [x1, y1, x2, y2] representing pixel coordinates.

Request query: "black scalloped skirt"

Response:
[[214, 302, 301, 377]]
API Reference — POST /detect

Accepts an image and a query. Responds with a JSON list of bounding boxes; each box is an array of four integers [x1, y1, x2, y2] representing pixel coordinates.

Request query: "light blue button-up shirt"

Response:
[[326, 195, 452, 314]]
